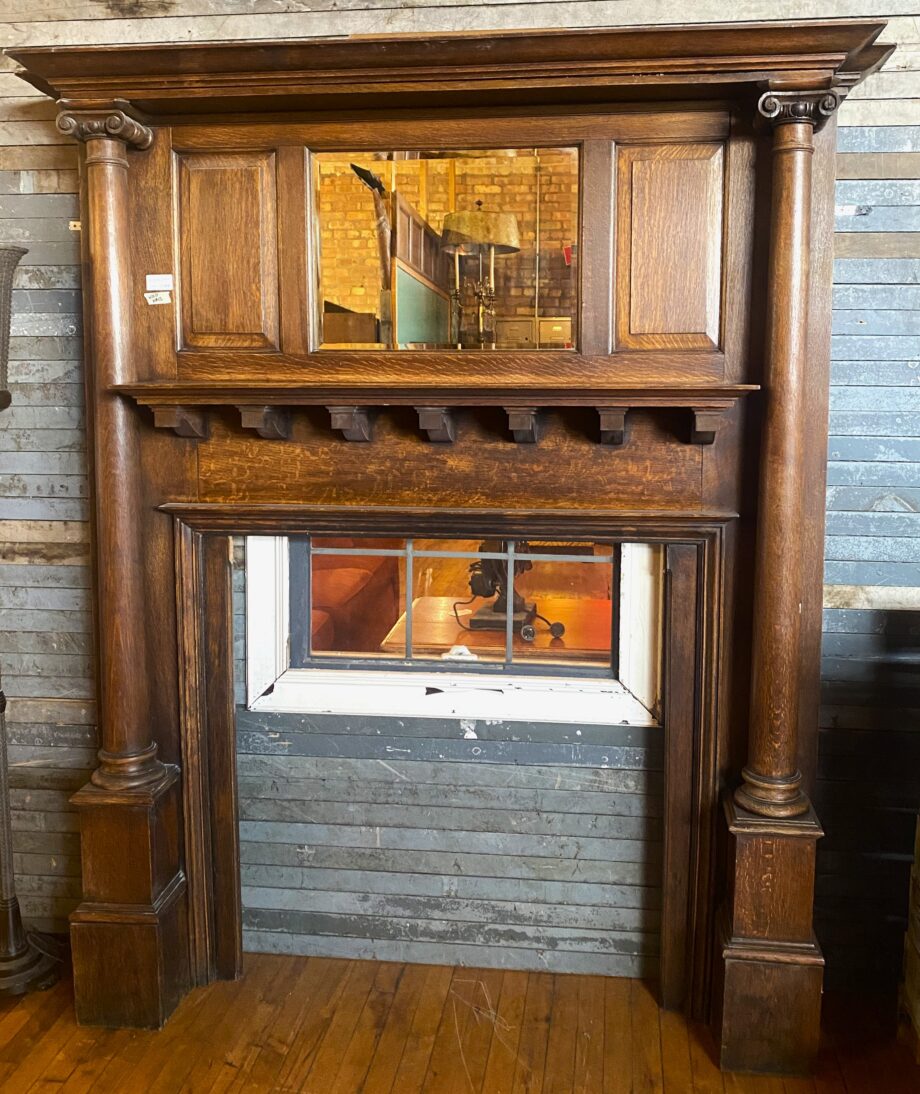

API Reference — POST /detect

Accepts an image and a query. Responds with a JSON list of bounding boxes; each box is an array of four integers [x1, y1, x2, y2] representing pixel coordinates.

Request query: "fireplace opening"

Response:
[[231, 533, 668, 977]]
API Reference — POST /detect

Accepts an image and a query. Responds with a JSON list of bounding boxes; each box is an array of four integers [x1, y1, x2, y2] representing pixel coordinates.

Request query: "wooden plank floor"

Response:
[[0, 955, 917, 1092]]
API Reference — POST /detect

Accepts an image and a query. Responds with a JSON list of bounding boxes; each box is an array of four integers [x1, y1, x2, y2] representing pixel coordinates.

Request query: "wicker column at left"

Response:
[[57, 107, 190, 1029]]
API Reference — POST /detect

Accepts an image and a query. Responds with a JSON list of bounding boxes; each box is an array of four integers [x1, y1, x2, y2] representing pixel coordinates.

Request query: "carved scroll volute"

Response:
[[756, 89, 842, 131], [56, 106, 153, 150]]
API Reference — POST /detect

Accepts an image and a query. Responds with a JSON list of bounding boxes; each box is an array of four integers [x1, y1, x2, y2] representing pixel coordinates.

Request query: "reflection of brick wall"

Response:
[[317, 151, 578, 331], [316, 154, 385, 320]]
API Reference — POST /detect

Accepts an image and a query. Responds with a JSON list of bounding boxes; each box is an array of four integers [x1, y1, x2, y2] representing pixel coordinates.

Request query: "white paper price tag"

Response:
[[144, 290, 172, 306], [145, 273, 174, 292]]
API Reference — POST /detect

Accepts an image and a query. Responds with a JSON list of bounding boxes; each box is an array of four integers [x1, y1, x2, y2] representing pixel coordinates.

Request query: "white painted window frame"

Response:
[[245, 536, 663, 727]]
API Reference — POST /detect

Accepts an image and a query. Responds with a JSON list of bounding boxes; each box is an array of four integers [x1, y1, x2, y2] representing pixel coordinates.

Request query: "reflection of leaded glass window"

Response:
[[313, 148, 579, 350], [287, 537, 617, 676]]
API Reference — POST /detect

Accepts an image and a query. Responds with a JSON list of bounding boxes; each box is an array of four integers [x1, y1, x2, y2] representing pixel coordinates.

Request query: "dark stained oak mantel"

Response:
[[5, 17, 894, 1077]]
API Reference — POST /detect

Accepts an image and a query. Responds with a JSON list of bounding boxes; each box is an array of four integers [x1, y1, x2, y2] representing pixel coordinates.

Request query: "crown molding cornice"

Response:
[[5, 20, 894, 122]]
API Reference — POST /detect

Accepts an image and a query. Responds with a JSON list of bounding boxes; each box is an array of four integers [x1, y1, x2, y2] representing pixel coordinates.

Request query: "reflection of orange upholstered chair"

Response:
[[310, 609, 335, 650], [310, 539, 400, 653]]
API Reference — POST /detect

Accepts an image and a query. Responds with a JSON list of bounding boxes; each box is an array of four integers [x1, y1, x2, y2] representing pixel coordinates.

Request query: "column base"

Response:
[[734, 766, 810, 818], [70, 765, 190, 1028], [719, 932, 824, 1074], [716, 794, 824, 1074], [91, 742, 167, 790]]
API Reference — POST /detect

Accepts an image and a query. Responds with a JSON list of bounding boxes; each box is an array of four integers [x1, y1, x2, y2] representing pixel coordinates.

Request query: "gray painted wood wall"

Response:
[[232, 548, 663, 974], [0, 3, 917, 982]]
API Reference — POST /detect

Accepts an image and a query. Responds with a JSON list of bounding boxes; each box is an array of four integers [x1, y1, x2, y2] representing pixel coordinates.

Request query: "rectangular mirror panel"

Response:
[[313, 148, 579, 350]]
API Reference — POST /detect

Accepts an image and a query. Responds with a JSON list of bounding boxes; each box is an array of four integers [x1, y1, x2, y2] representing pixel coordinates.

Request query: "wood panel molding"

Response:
[[176, 151, 279, 351], [615, 143, 724, 352]]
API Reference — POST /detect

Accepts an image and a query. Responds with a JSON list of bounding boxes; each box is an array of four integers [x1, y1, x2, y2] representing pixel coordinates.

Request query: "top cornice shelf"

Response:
[[5, 20, 893, 119]]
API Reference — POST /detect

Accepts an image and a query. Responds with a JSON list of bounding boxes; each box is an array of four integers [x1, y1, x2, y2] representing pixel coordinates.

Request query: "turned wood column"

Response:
[[735, 89, 841, 819], [57, 108, 188, 1029], [57, 109, 166, 791]]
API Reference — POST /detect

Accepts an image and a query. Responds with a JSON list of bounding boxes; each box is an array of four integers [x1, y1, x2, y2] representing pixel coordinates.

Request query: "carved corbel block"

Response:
[[598, 406, 628, 446], [150, 405, 208, 439], [416, 406, 456, 443], [506, 406, 541, 444], [690, 407, 728, 445], [237, 405, 291, 440], [328, 405, 372, 442]]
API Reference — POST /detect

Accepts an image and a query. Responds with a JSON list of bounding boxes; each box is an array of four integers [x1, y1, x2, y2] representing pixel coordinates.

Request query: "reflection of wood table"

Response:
[[380, 595, 612, 663]]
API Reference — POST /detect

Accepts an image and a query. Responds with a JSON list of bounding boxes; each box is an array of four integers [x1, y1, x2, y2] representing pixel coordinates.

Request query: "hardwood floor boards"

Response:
[[0, 955, 917, 1092]]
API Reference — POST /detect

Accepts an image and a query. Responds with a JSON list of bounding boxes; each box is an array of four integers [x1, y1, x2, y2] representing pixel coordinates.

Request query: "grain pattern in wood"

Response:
[[197, 410, 706, 512], [616, 143, 724, 351], [177, 151, 279, 351]]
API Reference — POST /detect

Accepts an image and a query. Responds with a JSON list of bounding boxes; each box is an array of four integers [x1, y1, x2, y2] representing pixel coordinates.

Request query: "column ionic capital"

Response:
[[56, 108, 153, 150], [757, 89, 843, 131]]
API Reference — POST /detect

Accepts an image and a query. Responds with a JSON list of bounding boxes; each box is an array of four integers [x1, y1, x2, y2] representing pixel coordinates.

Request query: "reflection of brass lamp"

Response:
[[441, 201, 520, 348]]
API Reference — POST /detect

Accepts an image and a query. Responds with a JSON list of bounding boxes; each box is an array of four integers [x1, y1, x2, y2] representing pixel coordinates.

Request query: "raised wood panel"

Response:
[[616, 143, 724, 351], [177, 151, 279, 350]]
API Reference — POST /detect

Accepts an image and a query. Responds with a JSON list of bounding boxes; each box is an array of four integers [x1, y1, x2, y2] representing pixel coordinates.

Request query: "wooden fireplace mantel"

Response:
[[7, 20, 893, 1074]]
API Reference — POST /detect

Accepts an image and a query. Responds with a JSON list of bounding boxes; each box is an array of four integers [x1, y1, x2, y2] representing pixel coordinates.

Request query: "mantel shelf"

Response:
[[119, 382, 757, 446], [116, 382, 758, 408]]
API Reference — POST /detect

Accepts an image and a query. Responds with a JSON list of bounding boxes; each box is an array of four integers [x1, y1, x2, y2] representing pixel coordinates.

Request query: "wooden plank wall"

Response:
[[0, 4, 917, 981]]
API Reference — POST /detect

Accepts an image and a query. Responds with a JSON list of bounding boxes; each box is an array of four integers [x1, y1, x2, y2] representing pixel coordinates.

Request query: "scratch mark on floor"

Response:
[[452, 996, 475, 1093]]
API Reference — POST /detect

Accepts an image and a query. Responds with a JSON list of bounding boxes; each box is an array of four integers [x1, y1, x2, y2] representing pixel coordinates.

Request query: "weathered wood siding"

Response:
[[232, 548, 664, 973], [0, 4, 917, 973]]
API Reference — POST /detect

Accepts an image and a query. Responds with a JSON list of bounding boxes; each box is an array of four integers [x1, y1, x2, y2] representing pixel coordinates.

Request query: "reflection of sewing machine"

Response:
[[466, 540, 565, 641]]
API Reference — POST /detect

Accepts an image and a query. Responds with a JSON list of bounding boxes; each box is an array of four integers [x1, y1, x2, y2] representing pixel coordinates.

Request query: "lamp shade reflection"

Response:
[[441, 209, 521, 255]]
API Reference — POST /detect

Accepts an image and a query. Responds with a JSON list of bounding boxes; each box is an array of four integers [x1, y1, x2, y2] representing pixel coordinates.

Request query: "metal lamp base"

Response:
[[0, 899, 62, 996], [0, 938, 60, 996]]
